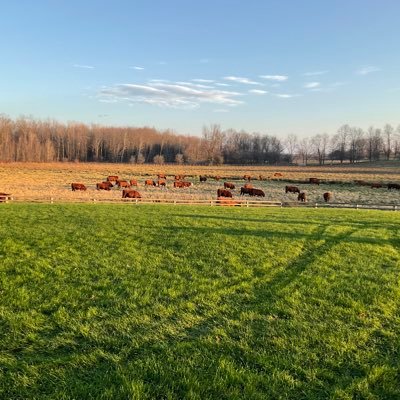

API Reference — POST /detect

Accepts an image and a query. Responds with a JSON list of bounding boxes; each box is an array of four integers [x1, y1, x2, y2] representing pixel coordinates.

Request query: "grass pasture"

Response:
[[0, 204, 400, 399]]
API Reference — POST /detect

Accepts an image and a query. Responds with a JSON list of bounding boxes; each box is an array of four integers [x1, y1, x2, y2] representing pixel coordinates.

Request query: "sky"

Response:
[[0, 0, 399, 137]]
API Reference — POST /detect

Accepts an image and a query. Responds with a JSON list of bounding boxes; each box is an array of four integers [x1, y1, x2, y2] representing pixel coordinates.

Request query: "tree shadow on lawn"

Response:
[[3, 223, 399, 399]]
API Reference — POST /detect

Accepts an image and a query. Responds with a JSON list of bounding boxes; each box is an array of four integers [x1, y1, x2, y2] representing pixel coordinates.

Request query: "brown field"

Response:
[[1, 161, 400, 205]]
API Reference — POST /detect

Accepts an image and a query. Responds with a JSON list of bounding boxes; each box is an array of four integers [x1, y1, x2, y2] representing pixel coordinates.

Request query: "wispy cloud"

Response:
[[248, 89, 268, 95], [303, 70, 328, 76], [223, 76, 262, 85], [130, 66, 145, 70], [99, 81, 244, 109], [275, 93, 300, 98], [215, 83, 230, 87], [192, 79, 215, 83], [73, 64, 94, 69], [304, 82, 320, 89], [213, 109, 229, 113], [356, 66, 380, 75], [260, 75, 288, 81]]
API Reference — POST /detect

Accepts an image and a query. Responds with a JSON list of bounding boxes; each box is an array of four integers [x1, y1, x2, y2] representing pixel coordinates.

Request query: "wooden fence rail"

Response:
[[3, 196, 400, 211]]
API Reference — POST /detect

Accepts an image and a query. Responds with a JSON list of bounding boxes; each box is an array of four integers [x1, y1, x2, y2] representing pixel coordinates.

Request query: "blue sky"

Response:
[[0, 0, 399, 136]]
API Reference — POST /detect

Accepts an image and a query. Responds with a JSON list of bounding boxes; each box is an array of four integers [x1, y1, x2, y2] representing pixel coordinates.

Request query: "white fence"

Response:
[[3, 196, 400, 211]]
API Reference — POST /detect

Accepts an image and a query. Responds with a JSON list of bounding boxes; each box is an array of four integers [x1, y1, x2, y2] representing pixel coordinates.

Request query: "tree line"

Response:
[[0, 115, 399, 165]]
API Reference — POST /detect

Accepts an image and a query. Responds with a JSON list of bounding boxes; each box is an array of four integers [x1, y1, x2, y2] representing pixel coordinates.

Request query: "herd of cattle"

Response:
[[70, 174, 400, 203]]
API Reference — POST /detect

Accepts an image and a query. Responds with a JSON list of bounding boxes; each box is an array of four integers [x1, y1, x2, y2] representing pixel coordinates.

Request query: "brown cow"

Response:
[[71, 183, 87, 191], [174, 174, 186, 180], [224, 182, 235, 189], [116, 180, 131, 188], [214, 175, 222, 181], [240, 187, 252, 195], [388, 183, 400, 190], [157, 180, 166, 188], [129, 179, 138, 186], [370, 183, 383, 188], [107, 175, 119, 182], [249, 188, 265, 197], [259, 175, 265, 181], [298, 192, 307, 202], [309, 178, 320, 185], [145, 179, 156, 186], [157, 173, 167, 179], [243, 174, 251, 181], [199, 175, 207, 182], [122, 189, 141, 198], [96, 182, 112, 191], [217, 189, 232, 198], [174, 181, 192, 188], [274, 172, 283, 177], [285, 185, 300, 194], [323, 192, 333, 202]]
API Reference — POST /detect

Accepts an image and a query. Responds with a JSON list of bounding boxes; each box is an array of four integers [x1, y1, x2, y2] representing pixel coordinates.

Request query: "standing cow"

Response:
[[298, 192, 307, 202], [217, 189, 232, 198], [285, 185, 300, 194], [224, 182, 235, 189], [323, 192, 333, 202], [122, 189, 141, 198], [71, 183, 87, 191]]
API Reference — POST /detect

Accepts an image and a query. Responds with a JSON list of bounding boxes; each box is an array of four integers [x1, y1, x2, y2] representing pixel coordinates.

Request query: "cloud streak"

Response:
[[356, 66, 380, 75], [130, 66, 145, 70], [73, 64, 94, 69], [303, 70, 328, 76], [260, 75, 288, 81], [304, 82, 320, 89], [99, 81, 244, 109], [223, 76, 263, 85]]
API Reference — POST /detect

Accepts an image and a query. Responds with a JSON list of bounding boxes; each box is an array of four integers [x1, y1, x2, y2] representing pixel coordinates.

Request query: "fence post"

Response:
[[246, 201, 249, 208], [174, 200, 176, 205], [50, 197, 54, 204], [356, 204, 359, 209], [315, 203, 318, 208], [394, 205, 397, 211], [210, 200, 213, 206]]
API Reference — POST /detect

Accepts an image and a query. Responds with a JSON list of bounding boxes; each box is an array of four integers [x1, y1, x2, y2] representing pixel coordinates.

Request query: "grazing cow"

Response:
[[259, 175, 265, 181], [71, 183, 87, 191], [174, 174, 185, 180], [122, 189, 141, 198], [370, 183, 383, 189], [116, 180, 131, 188], [274, 172, 283, 177], [323, 192, 333, 202], [145, 179, 156, 186], [249, 188, 265, 197], [240, 187, 252, 195], [214, 175, 222, 181], [388, 183, 400, 190], [243, 174, 251, 181], [129, 179, 138, 186], [199, 175, 207, 182], [298, 192, 307, 202], [217, 189, 232, 198], [174, 181, 192, 188], [224, 182, 235, 189], [107, 175, 118, 183], [244, 183, 253, 189], [157, 173, 166, 179], [157, 180, 166, 188], [285, 185, 300, 194], [309, 178, 320, 185], [96, 182, 112, 191]]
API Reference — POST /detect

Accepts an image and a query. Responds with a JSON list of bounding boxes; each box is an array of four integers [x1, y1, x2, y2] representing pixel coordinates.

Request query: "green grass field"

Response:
[[0, 204, 399, 399]]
